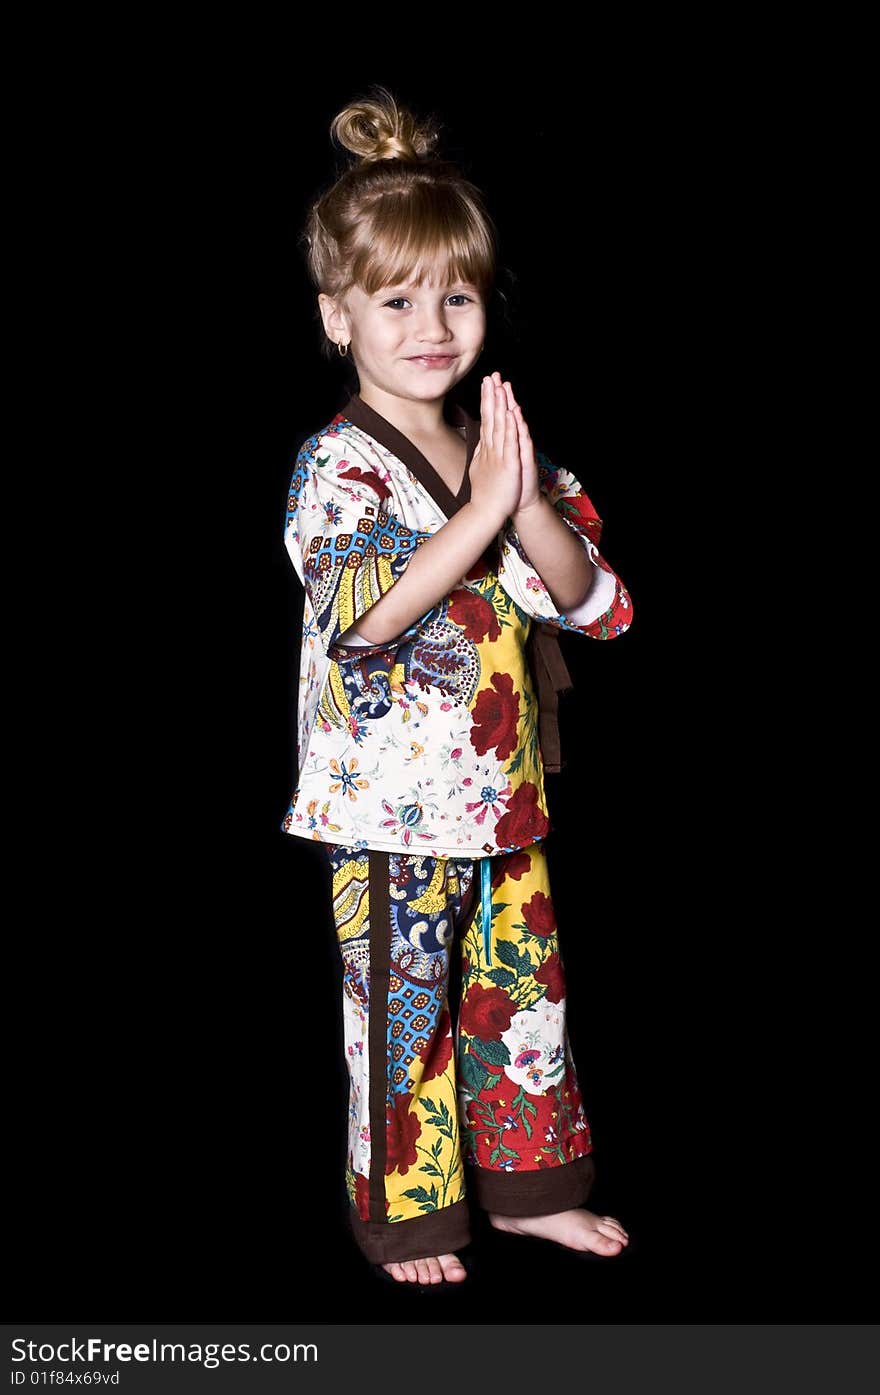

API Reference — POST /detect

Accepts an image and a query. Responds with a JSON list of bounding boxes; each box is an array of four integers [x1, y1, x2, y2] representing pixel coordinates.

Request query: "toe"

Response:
[[597, 1219, 628, 1244], [424, 1257, 444, 1283], [602, 1216, 629, 1240], [597, 1233, 624, 1254], [384, 1262, 406, 1282], [415, 1259, 432, 1284], [401, 1260, 419, 1282]]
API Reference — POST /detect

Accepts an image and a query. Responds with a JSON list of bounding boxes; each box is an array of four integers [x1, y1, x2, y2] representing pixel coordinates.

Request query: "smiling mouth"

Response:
[[407, 354, 457, 362]]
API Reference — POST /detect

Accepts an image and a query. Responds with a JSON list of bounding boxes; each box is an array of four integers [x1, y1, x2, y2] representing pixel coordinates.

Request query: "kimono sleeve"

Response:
[[284, 428, 436, 663], [495, 449, 633, 639]]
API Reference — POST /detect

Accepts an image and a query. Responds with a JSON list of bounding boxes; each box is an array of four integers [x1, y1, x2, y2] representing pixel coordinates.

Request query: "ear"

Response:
[[318, 292, 350, 347]]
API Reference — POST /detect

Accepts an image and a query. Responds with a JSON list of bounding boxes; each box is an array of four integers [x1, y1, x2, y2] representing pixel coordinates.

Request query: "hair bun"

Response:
[[330, 83, 440, 166]]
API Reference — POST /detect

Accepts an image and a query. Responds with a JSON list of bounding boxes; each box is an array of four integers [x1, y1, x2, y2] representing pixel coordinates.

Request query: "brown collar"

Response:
[[339, 390, 480, 520]]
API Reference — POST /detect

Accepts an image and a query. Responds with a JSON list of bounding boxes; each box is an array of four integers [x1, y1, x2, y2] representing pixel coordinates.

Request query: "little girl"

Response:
[[280, 85, 633, 1286]]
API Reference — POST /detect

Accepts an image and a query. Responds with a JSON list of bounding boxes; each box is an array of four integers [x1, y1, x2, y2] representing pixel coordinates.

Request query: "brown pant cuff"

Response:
[[466, 1151, 596, 1216], [348, 1197, 473, 1265]]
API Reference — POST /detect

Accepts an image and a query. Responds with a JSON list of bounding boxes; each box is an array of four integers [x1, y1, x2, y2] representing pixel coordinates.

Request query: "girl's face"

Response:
[[320, 265, 486, 404]]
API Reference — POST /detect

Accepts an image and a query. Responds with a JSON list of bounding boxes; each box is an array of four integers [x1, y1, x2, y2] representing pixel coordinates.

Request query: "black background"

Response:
[[8, 38, 869, 1326]]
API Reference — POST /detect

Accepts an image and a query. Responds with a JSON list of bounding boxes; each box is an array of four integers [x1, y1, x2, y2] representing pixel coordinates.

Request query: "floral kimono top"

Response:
[[280, 390, 633, 862]]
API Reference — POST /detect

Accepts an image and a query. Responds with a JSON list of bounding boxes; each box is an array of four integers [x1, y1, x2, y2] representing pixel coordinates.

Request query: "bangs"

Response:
[[347, 184, 496, 298]]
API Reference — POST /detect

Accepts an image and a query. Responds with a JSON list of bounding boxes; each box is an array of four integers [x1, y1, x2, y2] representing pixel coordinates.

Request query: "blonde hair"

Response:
[[302, 85, 504, 363]]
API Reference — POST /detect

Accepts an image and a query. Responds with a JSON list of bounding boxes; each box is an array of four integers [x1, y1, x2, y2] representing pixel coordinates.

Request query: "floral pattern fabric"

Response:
[[327, 838, 593, 1244], [280, 393, 633, 858]]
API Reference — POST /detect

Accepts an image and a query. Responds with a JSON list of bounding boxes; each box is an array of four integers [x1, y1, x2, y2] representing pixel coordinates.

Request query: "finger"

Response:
[[482, 376, 495, 453], [510, 400, 527, 449], [491, 393, 502, 433], [493, 383, 506, 450], [512, 404, 533, 461], [504, 402, 518, 463]]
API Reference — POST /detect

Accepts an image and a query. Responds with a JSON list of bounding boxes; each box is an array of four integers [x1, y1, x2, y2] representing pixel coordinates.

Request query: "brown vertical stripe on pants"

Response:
[[367, 848, 391, 1226]]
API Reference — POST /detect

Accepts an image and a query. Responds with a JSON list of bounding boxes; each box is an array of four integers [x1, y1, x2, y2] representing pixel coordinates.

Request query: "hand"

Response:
[[468, 374, 525, 527], [486, 371, 542, 517]]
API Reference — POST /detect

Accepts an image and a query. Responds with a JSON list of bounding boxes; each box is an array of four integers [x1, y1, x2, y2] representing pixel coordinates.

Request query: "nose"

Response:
[[415, 306, 454, 345]]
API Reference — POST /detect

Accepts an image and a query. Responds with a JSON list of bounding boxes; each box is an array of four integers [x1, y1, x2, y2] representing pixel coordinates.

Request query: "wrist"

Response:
[[462, 497, 509, 536], [512, 493, 547, 525]]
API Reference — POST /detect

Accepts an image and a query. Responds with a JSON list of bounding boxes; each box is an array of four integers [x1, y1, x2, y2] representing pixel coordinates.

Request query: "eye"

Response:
[[381, 294, 476, 310]]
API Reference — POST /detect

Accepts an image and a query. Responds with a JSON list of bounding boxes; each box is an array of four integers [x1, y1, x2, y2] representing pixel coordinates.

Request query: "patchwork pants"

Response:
[[323, 839, 596, 1265]]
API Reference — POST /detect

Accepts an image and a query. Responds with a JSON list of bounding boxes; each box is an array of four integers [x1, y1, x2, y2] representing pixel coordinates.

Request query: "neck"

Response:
[[355, 382, 452, 437]]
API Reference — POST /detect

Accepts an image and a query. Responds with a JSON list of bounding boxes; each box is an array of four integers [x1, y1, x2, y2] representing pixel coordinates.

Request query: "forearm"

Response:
[[509, 495, 594, 613], [346, 500, 506, 646]]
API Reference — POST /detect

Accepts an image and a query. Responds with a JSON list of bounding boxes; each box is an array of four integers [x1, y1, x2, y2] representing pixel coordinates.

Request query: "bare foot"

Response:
[[382, 1252, 468, 1285], [488, 1207, 630, 1256]]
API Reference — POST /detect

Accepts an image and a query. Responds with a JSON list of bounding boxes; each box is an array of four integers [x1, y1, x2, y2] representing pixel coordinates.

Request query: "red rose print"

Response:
[[534, 950, 565, 1002], [354, 1170, 388, 1219], [354, 1170, 370, 1221], [470, 672, 520, 761], [464, 555, 491, 583], [448, 587, 500, 643], [459, 983, 518, 1041], [385, 1092, 421, 1176], [493, 783, 550, 847], [567, 493, 601, 529], [338, 464, 392, 506], [417, 1008, 453, 1082], [491, 850, 531, 887], [522, 889, 557, 938]]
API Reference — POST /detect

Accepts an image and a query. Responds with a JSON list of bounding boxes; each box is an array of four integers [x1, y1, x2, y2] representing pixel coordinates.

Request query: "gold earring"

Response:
[[338, 342, 349, 358]]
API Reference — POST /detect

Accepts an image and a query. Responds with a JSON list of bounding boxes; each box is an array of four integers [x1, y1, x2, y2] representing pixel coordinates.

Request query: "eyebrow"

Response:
[[376, 282, 479, 296]]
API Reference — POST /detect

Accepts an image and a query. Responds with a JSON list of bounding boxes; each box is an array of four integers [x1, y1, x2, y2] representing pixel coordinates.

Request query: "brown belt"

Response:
[[526, 624, 575, 774]]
